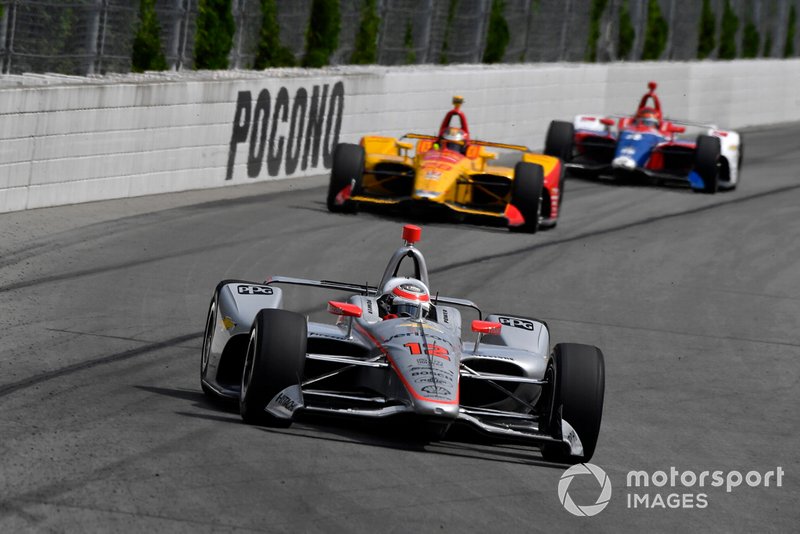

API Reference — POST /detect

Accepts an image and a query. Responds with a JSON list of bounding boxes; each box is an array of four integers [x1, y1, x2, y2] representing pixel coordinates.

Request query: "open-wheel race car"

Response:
[[327, 96, 566, 233], [545, 82, 742, 193], [200, 224, 606, 463]]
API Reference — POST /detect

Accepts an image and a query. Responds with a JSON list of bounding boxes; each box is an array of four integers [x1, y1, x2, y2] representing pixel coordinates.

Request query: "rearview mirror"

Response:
[[465, 144, 482, 159], [471, 320, 502, 335], [600, 117, 615, 126], [416, 139, 433, 154], [666, 123, 685, 134], [327, 301, 362, 318]]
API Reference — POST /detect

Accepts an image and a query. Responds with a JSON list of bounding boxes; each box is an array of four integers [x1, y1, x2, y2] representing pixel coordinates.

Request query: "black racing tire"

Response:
[[738, 136, 743, 171], [541, 343, 605, 464], [694, 135, 721, 194], [535, 359, 557, 434], [544, 120, 575, 162], [509, 162, 544, 233], [732, 136, 743, 190], [200, 297, 216, 397], [240, 309, 307, 427], [327, 143, 364, 213]]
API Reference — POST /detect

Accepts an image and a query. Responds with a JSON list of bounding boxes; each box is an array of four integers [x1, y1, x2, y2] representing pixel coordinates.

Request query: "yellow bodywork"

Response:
[[351, 134, 560, 218]]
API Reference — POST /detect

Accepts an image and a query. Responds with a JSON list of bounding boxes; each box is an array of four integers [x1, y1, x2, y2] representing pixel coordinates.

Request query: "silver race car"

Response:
[[200, 225, 605, 463]]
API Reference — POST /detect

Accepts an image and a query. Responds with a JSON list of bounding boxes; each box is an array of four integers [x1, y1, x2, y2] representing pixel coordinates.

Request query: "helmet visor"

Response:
[[394, 303, 422, 318]]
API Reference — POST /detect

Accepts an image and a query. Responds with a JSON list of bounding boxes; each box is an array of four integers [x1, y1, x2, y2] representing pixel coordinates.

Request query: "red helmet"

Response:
[[635, 108, 660, 128]]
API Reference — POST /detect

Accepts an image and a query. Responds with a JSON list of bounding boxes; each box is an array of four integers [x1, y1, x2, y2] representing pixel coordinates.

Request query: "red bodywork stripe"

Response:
[[504, 203, 525, 227], [646, 150, 664, 170], [354, 322, 459, 405], [544, 161, 562, 220], [574, 131, 614, 155], [334, 184, 352, 205], [424, 151, 462, 164]]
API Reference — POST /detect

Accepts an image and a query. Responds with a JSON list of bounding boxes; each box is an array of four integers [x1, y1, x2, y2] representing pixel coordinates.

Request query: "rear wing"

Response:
[[602, 114, 721, 131], [403, 133, 531, 153], [663, 118, 721, 131], [577, 114, 729, 137], [265, 275, 483, 318]]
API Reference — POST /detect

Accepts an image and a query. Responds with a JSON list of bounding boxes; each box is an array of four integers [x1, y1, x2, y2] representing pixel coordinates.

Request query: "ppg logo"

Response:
[[237, 285, 273, 295], [498, 316, 534, 331]]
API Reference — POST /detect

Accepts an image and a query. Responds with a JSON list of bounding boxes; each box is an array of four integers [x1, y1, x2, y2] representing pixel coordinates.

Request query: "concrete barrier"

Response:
[[1, 60, 798, 213]]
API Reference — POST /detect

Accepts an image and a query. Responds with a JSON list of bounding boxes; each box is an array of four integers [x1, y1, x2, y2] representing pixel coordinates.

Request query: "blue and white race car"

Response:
[[544, 82, 743, 193]]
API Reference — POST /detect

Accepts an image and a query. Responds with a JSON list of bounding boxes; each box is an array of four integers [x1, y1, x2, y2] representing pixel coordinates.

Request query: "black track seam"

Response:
[[0, 332, 201, 398]]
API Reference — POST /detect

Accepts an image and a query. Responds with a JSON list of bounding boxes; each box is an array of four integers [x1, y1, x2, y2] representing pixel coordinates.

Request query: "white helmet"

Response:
[[380, 277, 431, 318], [442, 127, 466, 143]]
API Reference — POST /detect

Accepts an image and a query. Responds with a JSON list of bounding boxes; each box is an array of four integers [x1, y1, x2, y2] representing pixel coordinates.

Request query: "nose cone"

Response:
[[413, 189, 442, 199], [612, 156, 636, 170], [412, 397, 460, 419]]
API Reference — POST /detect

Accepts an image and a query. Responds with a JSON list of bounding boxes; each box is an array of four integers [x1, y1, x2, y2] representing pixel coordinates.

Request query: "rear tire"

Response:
[[327, 143, 364, 212], [541, 343, 605, 463], [544, 120, 575, 162], [509, 162, 544, 233], [240, 309, 307, 427], [694, 135, 721, 194]]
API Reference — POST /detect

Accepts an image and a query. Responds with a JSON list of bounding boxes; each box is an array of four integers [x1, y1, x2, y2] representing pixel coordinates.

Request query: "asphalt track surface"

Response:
[[1, 123, 799, 533]]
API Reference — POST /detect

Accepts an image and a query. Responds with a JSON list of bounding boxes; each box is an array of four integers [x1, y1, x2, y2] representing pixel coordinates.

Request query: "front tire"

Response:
[[509, 162, 544, 233], [541, 343, 605, 463], [694, 135, 721, 194], [731, 136, 743, 190], [240, 309, 307, 427], [327, 143, 364, 213], [544, 120, 575, 162], [200, 298, 216, 397]]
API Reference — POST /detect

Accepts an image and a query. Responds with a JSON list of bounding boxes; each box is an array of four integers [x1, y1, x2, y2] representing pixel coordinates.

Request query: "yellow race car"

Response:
[[326, 96, 566, 233]]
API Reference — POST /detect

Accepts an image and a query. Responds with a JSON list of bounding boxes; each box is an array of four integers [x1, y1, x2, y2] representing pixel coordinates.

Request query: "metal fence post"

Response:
[[520, 0, 533, 62], [633, 0, 645, 60], [665, 0, 676, 59], [419, 0, 433, 63], [3, 0, 17, 74], [94, 0, 111, 74], [376, 0, 388, 65], [85, 0, 102, 75], [230, 0, 245, 69], [559, 0, 573, 61], [165, 0, 190, 70], [0, 2, 8, 73], [178, 0, 193, 70], [475, 0, 491, 63]]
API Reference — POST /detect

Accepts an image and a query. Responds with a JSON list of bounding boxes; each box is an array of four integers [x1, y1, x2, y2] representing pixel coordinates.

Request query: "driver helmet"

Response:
[[379, 277, 431, 319], [441, 127, 467, 153], [635, 108, 660, 128]]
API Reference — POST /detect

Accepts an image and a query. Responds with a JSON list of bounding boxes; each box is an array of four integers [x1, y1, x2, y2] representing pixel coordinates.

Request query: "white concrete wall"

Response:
[[1, 59, 798, 213]]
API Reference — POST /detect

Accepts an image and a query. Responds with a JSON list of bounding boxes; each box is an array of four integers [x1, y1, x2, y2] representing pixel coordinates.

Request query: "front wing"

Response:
[[349, 192, 512, 220], [265, 382, 583, 456], [567, 161, 711, 190]]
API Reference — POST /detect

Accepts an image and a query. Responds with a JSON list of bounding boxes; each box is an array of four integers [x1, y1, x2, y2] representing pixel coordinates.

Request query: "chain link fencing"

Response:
[[0, 0, 798, 75]]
